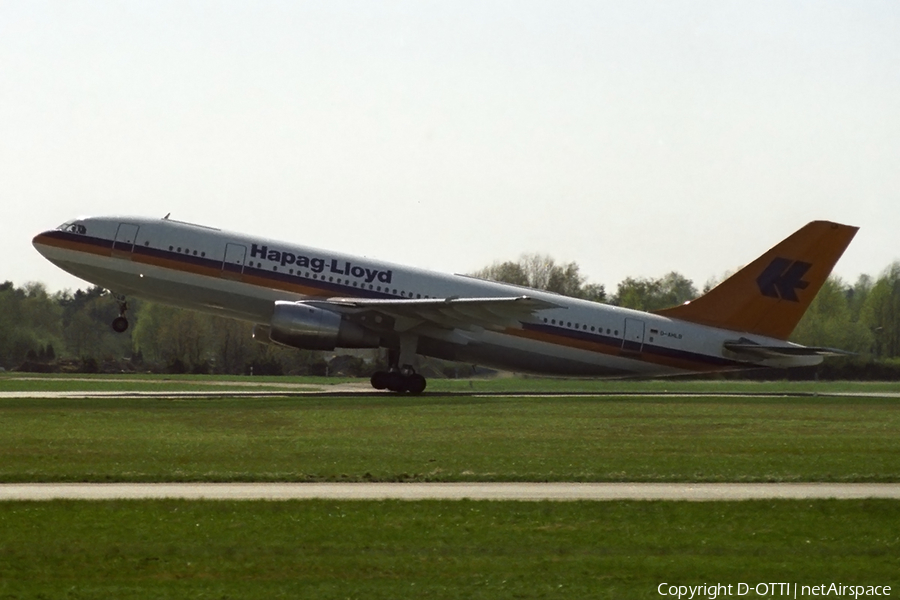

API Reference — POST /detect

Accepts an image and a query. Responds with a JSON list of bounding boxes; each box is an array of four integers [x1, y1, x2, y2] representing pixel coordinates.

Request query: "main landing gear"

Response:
[[370, 368, 427, 394], [370, 341, 426, 394], [111, 294, 129, 333]]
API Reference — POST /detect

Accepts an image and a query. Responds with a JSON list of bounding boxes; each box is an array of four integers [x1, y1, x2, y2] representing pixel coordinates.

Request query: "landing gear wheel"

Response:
[[405, 373, 426, 395], [385, 371, 406, 393], [112, 316, 129, 333], [371, 341, 428, 394], [369, 369, 427, 394], [371, 371, 389, 390], [111, 293, 130, 334]]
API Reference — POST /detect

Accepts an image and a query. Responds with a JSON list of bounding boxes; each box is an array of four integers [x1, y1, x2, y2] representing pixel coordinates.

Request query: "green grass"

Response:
[[2, 376, 897, 598], [1, 393, 898, 482], [0, 499, 897, 599]]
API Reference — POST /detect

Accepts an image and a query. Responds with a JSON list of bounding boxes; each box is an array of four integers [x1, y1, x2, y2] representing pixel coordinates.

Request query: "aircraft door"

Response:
[[622, 318, 645, 353], [222, 243, 247, 279], [112, 223, 139, 257]]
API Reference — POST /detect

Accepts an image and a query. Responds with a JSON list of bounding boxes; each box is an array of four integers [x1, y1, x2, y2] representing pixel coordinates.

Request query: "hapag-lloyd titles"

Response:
[[250, 243, 393, 284]]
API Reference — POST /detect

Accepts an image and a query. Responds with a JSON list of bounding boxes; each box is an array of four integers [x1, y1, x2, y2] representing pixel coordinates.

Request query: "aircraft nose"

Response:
[[32, 230, 55, 257]]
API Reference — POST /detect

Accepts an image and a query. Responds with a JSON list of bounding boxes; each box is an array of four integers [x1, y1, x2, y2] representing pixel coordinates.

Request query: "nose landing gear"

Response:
[[111, 294, 129, 333]]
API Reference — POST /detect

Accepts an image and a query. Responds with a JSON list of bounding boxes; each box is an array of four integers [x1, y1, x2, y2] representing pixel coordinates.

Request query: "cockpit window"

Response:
[[58, 221, 87, 235]]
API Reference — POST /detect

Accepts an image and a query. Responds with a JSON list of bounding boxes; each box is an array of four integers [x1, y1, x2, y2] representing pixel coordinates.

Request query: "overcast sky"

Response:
[[3, 1, 898, 294]]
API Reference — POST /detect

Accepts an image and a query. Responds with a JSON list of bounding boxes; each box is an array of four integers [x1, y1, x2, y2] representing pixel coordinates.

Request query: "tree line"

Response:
[[0, 282, 334, 376], [2, 256, 900, 377]]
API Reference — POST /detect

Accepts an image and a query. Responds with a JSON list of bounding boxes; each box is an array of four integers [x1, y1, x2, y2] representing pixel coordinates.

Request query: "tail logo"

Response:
[[756, 258, 811, 302]]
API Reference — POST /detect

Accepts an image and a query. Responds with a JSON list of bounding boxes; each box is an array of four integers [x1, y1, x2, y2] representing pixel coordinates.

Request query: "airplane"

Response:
[[33, 216, 857, 393]]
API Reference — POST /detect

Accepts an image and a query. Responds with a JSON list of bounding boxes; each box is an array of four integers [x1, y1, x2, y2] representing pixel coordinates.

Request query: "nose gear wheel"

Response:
[[111, 293, 129, 333]]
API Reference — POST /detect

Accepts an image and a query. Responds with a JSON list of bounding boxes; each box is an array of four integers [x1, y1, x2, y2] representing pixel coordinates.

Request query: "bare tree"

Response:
[[472, 253, 606, 302]]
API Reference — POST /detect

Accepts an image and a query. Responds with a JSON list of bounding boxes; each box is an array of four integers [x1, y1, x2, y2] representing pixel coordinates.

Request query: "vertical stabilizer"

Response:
[[654, 221, 858, 340]]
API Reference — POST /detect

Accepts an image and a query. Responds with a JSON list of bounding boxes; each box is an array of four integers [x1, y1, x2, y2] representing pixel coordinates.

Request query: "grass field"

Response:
[[0, 499, 897, 599], [0, 377, 897, 482], [1, 375, 898, 598]]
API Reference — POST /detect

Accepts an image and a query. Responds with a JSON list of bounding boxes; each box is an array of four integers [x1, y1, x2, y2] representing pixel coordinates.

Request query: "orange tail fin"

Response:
[[654, 221, 858, 340]]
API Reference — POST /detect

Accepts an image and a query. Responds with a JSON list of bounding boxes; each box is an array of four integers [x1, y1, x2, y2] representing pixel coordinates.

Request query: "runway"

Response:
[[4, 390, 900, 400], [0, 376, 370, 399], [1, 482, 899, 501], [4, 376, 900, 399]]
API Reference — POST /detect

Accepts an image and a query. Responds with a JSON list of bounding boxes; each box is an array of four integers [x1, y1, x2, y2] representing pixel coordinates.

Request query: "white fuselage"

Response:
[[33, 216, 820, 377]]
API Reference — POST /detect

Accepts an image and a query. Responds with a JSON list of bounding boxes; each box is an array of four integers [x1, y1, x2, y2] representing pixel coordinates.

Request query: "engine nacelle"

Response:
[[261, 301, 379, 351]]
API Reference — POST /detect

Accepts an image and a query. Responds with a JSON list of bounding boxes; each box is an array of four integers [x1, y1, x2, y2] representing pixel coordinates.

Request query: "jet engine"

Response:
[[257, 301, 380, 351]]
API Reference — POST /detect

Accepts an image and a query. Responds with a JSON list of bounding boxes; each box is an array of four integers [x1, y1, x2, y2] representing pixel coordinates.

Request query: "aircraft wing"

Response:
[[723, 340, 853, 360], [309, 296, 561, 332]]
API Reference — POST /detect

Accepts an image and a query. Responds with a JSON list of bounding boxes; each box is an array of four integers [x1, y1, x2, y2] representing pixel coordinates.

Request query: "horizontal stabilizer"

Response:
[[723, 339, 853, 360]]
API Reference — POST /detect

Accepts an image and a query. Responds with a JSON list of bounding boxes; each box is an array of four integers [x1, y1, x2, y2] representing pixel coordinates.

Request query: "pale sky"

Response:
[[3, 1, 898, 294]]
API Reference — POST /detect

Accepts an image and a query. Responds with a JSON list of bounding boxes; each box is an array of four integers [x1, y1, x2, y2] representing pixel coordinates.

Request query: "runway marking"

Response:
[[1, 483, 898, 501]]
